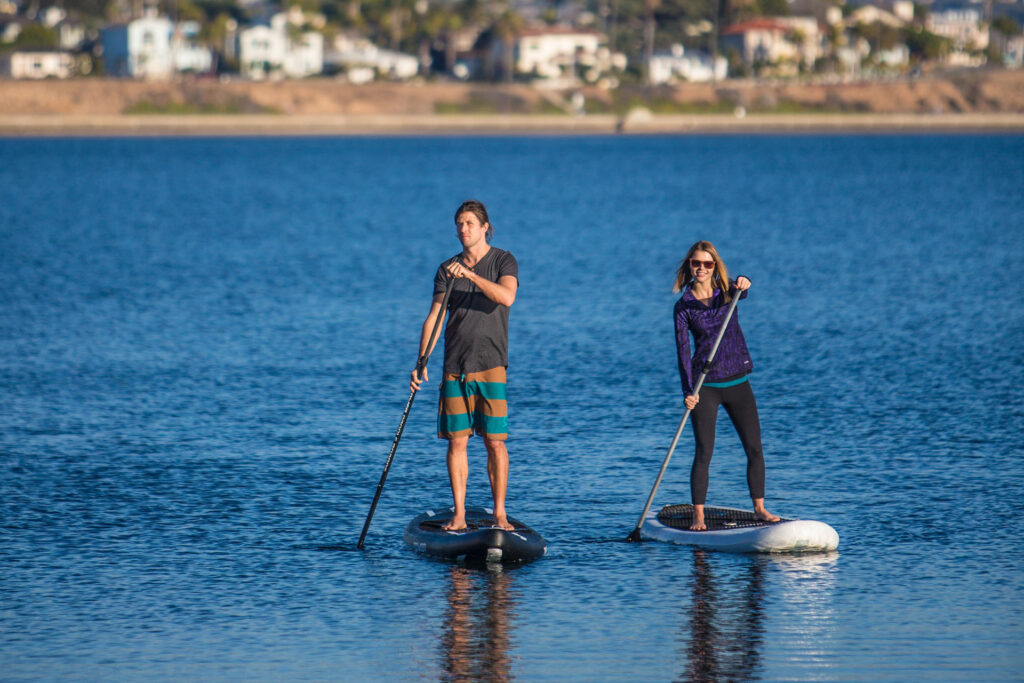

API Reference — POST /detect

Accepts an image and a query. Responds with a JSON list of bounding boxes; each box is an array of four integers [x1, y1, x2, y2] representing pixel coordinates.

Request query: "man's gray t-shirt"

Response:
[[433, 247, 518, 375]]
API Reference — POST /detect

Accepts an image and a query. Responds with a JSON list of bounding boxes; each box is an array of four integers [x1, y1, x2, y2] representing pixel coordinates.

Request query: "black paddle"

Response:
[[625, 287, 743, 543], [357, 269, 456, 549]]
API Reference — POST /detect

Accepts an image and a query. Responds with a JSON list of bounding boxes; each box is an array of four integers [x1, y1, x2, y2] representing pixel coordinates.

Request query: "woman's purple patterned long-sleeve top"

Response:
[[674, 285, 752, 396]]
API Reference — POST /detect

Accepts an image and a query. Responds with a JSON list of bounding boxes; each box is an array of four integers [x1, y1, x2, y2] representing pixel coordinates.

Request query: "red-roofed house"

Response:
[[721, 17, 822, 73]]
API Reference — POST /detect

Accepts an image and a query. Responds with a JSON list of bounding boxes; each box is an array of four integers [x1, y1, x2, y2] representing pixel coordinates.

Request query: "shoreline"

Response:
[[3, 112, 1024, 136]]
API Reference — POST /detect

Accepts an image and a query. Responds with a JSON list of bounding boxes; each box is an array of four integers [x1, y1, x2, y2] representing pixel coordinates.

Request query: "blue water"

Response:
[[1, 135, 1022, 681]]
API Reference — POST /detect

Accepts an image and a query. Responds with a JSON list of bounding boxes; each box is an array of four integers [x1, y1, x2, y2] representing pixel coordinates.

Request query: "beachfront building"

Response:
[[0, 49, 74, 78], [238, 12, 323, 79], [925, 5, 990, 66], [101, 10, 212, 78], [721, 19, 790, 68], [171, 20, 213, 73], [837, 4, 911, 72], [491, 26, 626, 86], [102, 13, 172, 78], [648, 44, 727, 83], [846, 5, 908, 29], [325, 32, 419, 83], [721, 17, 822, 74], [926, 6, 990, 51], [836, 36, 910, 73]]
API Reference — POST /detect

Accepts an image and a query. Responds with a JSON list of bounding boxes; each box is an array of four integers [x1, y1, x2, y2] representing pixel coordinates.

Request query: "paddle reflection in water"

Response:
[[440, 565, 517, 683], [678, 550, 839, 682]]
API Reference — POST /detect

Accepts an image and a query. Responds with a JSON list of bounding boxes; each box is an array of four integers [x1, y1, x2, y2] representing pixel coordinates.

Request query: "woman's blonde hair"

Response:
[[673, 240, 732, 301]]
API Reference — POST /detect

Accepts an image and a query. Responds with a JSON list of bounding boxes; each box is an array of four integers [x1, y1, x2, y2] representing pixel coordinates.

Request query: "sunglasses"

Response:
[[690, 259, 715, 270]]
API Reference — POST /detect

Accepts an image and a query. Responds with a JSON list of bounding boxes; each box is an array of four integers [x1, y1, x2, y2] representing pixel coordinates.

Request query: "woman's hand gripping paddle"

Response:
[[357, 271, 456, 549], [625, 289, 743, 543]]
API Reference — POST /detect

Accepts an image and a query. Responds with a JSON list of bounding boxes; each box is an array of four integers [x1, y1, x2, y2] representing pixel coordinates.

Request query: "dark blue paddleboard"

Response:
[[404, 506, 546, 564]]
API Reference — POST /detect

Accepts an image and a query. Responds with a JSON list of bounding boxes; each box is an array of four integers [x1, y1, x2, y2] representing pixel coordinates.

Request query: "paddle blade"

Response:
[[625, 528, 644, 543]]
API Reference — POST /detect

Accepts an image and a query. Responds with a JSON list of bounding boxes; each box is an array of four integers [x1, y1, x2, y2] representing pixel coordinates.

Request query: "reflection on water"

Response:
[[440, 566, 516, 682], [679, 549, 765, 682], [763, 552, 840, 672], [678, 551, 839, 682]]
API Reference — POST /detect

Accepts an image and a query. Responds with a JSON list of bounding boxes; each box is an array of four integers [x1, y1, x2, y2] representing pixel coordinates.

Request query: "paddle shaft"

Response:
[[357, 274, 455, 549], [626, 289, 743, 542]]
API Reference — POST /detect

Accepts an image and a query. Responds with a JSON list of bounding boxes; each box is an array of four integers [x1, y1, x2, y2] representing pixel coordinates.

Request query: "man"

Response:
[[410, 200, 518, 531]]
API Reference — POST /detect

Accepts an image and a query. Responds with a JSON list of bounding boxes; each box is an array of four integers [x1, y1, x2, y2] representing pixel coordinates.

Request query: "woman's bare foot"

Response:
[[753, 503, 780, 523], [689, 503, 706, 531]]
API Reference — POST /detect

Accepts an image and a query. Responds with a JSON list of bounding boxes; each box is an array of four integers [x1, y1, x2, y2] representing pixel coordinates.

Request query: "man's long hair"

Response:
[[455, 200, 493, 242]]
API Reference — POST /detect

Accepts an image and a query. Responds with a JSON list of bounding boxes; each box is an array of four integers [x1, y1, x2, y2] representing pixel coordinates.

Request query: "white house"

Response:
[[776, 16, 824, 64], [325, 32, 419, 82], [722, 19, 789, 67], [238, 25, 281, 77], [101, 11, 212, 78], [102, 13, 173, 78], [238, 12, 322, 79], [927, 7, 989, 51], [514, 27, 601, 78], [838, 35, 910, 73], [649, 44, 726, 83], [720, 16, 823, 73], [493, 26, 626, 85], [0, 50, 74, 78], [846, 5, 908, 29]]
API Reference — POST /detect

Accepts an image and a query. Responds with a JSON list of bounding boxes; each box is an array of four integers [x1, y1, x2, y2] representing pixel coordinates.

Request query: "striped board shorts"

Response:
[[437, 366, 508, 441]]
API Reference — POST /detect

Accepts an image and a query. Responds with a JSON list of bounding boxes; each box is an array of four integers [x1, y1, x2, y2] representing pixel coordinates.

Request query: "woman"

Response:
[[674, 240, 779, 531]]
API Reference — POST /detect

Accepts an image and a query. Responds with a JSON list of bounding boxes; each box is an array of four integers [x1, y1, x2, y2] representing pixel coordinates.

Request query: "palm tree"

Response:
[[441, 12, 465, 75], [493, 9, 524, 82], [642, 0, 660, 84], [415, 2, 462, 76]]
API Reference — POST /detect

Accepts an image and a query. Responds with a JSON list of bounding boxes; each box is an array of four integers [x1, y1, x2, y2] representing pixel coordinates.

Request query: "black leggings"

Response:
[[689, 380, 765, 506]]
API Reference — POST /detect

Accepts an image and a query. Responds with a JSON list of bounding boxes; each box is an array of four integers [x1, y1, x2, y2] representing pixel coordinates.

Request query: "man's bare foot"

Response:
[[492, 514, 514, 531], [754, 507, 780, 523], [442, 515, 466, 531], [689, 517, 707, 531]]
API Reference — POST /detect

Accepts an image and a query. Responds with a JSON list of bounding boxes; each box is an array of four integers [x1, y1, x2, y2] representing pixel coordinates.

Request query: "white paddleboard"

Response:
[[641, 504, 839, 553]]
